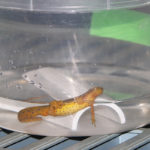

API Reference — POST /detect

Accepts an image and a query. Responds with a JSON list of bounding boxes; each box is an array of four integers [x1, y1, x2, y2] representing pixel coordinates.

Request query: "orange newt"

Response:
[[18, 87, 103, 125]]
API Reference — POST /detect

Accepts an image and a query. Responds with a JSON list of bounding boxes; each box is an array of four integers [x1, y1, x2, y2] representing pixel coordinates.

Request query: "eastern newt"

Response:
[[18, 87, 103, 125]]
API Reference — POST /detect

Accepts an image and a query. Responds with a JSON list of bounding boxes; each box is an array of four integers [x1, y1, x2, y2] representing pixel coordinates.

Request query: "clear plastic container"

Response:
[[0, 0, 150, 12], [0, 1, 149, 104], [0, 0, 150, 136]]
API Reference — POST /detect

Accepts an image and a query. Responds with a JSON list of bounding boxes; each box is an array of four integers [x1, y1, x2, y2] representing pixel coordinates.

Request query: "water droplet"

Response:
[[13, 50, 17, 53], [38, 65, 42, 69], [29, 51, 33, 54], [38, 82, 43, 88], [16, 84, 22, 90], [12, 65, 17, 69], [23, 69, 27, 72], [25, 61, 29, 65], [24, 74, 28, 78], [8, 60, 14, 65], [34, 74, 37, 77], [29, 80, 35, 84]]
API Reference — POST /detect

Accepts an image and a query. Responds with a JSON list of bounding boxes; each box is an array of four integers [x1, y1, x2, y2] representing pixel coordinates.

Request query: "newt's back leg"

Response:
[[18, 107, 43, 123]]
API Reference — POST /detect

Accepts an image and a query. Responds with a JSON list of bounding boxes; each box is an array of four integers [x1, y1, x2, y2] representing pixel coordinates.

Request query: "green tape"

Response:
[[104, 90, 134, 100], [90, 9, 150, 46]]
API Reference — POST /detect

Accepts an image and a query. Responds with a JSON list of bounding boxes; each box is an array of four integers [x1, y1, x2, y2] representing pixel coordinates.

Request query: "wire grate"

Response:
[[0, 128, 149, 150]]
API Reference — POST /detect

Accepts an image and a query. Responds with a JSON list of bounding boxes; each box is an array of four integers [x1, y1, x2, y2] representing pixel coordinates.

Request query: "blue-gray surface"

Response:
[[0, 128, 149, 150]]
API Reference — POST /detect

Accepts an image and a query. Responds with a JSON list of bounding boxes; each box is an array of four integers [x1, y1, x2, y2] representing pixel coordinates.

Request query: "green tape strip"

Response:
[[90, 9, 150, 46], [104, 90, 134, 100]]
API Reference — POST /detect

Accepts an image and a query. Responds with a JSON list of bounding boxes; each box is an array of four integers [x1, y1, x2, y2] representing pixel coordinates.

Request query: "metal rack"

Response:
[[0, 128, 150, 150]]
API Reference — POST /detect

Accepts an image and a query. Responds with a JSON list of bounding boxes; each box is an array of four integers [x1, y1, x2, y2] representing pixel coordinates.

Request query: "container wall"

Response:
[[0, 5, 150, 100]]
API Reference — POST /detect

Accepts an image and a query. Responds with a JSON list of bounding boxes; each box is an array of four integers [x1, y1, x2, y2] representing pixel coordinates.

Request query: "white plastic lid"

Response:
[[0, 0, 150, 12]]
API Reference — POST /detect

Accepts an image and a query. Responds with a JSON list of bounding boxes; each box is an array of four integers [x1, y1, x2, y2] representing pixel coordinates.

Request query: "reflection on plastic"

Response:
[[23, 67, 89, 100], [0, 0, 149, 12], [23, 67, 115, 103]]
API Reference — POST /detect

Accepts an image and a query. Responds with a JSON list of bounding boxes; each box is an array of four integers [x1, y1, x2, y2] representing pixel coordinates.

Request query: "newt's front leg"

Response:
[[90, 103, 96, 126], [75, 87, 103, 125]]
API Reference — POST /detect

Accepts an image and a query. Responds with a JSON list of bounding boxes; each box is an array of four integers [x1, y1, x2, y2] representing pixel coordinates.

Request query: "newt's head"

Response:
[[87, 87, 103, 100], [76, 87, 103, 104], [91, 87, 103, 97]]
